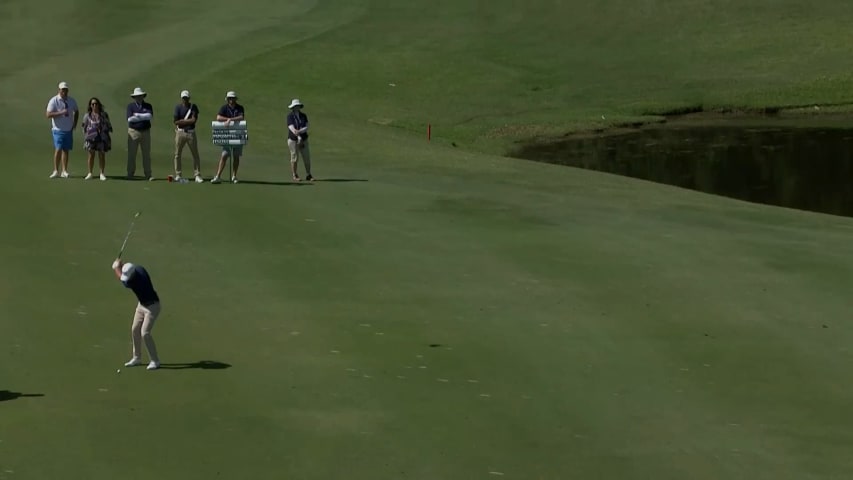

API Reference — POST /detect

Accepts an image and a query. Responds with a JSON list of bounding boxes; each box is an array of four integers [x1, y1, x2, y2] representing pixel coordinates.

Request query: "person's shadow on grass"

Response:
[[313, 178, 368, 182], [236, 180, 313, 186], [238, 178, 368, 186], [0, 390, 45, 402], [158, 360, 232, 370]]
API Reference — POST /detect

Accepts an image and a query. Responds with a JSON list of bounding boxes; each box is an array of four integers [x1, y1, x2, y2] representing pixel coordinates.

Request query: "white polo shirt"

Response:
[[46, 95, 78, 132]]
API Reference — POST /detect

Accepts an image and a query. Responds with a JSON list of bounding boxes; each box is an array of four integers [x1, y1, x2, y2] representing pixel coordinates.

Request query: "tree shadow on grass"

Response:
[[158, 360, 232, 370], [0, 390, 45, 402]]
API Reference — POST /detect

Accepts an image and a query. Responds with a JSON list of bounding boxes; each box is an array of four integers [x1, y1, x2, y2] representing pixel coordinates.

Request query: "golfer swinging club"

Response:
[[112, 258, 161, 370]]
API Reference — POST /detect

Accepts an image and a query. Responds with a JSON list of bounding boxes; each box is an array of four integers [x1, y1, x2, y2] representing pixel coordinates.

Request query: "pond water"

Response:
[[513, 121, 853, 217]]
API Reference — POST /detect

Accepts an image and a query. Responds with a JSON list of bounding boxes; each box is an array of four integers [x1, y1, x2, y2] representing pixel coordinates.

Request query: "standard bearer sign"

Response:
[[211, 121, 248, 146]]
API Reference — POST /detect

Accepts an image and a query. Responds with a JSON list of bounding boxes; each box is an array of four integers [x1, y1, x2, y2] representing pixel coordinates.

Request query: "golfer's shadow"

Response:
[[158, 360, 232, 370], [0, 390, 45, 402]]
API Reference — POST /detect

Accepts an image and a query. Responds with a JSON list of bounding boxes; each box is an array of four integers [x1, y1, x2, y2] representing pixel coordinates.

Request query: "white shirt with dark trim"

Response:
[[46, 95, 78, 131]]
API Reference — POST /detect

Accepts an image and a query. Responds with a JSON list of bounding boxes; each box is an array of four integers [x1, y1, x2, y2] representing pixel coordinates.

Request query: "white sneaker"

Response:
[[174, 175, 183, 182], [210, 176, 221, 184], [147, 176, 155, 182], [231, 176, 239, 184], [61, 171, 69, 178], [84, 173, 93, 180], [124, 358, 142, 367], [147, 361, 160, 370], [195, 175, 204, 183], [49, 170, 59, 179], [99, 173, 107, 181]]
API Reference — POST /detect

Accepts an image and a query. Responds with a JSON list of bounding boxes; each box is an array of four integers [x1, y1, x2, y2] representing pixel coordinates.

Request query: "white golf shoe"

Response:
[[147, 361, 160, 371], [124, 357, 142, 367], [195, 175, 204, 183], [99, 173, 107, 181], [84, 173, 93, 180], [210, 176, 221, 184], [49, 170, 59, 179], [60, 171, 69, 178], [231, 176, 239, 184]]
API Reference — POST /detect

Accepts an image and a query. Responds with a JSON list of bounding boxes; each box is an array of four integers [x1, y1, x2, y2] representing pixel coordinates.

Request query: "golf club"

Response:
[[117, 211, 141, 259]]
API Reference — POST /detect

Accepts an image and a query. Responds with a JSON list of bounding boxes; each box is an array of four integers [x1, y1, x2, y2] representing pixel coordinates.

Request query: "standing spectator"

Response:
[[126, 87, 154, 180], [211, 91, 245, 184], [81, 97, 113, 181], [45, 82, 79, 179], [287, 99, 313, 181], [173, 90, 203, 183]]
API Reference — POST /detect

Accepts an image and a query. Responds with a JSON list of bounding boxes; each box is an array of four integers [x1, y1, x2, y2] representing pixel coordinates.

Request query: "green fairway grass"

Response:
[[2, 1, 853, 479]]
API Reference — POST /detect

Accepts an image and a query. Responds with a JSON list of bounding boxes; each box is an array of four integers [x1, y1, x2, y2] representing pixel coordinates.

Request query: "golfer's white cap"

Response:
[[226, 91, 237, 98], [120, 263, 136, 282], [58, 82, 69, 89], [180, 90, 190, 98]]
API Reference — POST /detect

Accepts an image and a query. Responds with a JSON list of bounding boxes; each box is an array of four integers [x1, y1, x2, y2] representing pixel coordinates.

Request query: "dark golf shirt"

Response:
[[286, 111, 309, 141], [122, 265, 160, 307], [174, 103, 199, 132], [127, 101, 154, 131], [218, 103, 244, 120]]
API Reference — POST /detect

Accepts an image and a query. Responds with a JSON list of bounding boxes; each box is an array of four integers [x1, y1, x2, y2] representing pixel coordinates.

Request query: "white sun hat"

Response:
[[130, 87, 147, 97], [58, 81, 69, 89], [226, 91, 237, 98], [180, 90, 190, 98], [288, 98, 303, 109], [120, 263, 137, 282]]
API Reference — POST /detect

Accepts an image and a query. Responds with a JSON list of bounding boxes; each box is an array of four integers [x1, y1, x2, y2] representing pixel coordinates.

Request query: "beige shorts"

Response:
[[287, 138, 311, 164]]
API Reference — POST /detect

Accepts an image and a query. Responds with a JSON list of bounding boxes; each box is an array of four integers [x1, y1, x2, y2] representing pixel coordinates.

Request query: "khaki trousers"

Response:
[[127, 128, 152, 177], [174, 130, 201, 177], [131, 302, 161, 363], [287, 139, 312, 174]]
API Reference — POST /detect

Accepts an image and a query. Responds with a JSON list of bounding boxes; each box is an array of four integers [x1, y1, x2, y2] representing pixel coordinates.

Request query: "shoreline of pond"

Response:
[[508, 108, 853, 217]]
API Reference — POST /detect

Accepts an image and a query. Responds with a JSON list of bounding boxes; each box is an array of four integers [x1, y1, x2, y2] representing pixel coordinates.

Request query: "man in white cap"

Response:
[[173, 90, 203, 183], [286, 98, 313, 181], [111, 258, 162, 370], [45, 82, 79, 179], [212, 91, 245, 184], [126, 87, 155, 180]]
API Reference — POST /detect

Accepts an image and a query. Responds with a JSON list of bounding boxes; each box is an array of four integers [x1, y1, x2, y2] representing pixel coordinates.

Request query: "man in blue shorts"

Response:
[[211, 91, 245, 184], [112, 258, 162, 370], [45, 82, 79, 179]]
